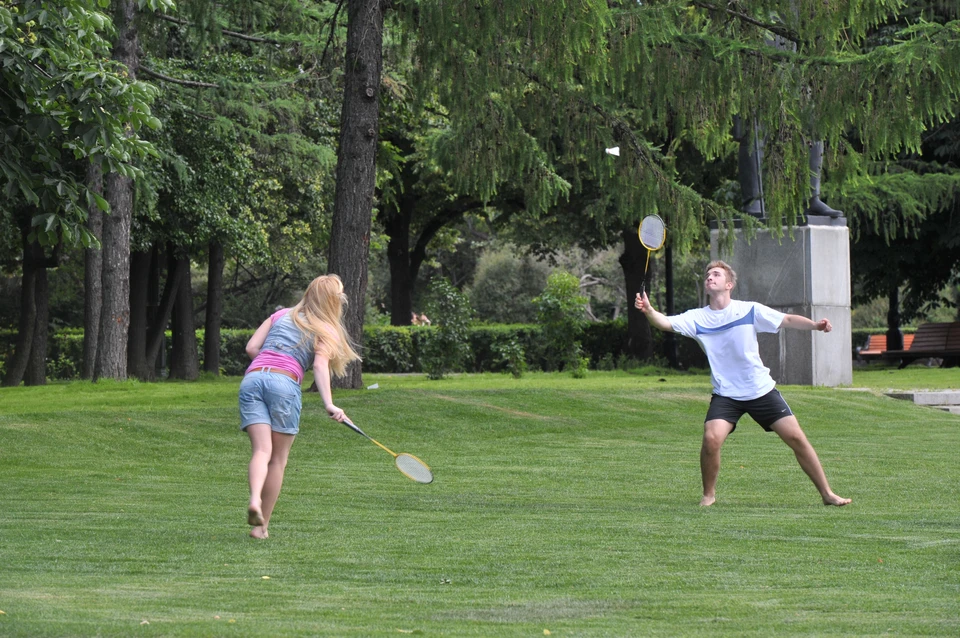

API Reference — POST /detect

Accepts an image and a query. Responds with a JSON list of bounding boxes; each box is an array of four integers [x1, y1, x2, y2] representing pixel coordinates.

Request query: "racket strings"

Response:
[[395, 453, 434, 484], [639, 216, 665, 249]]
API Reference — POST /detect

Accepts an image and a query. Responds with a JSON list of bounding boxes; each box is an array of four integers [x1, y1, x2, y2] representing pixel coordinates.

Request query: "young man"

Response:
[[635, 260, 851, 507]]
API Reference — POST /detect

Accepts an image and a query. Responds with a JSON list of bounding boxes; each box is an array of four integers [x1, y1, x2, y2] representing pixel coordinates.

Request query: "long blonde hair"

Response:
[[290, 274, 360, 377]]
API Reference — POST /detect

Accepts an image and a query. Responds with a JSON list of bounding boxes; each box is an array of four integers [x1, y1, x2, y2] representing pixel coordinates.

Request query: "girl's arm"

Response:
[[313, 352, 346, 422], [246, 317, 274, 359]]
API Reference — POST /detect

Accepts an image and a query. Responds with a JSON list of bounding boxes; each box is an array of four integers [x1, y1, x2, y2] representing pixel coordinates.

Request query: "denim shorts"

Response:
[[239, 370, 303, 435]]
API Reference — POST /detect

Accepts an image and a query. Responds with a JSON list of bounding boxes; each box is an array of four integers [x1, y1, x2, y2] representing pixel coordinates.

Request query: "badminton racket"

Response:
[[340, 418, 434, 484], [638, 214, 666, 297]]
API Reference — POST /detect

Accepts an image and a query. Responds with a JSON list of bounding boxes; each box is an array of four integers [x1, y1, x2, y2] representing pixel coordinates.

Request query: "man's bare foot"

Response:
[[823, 493, 851, 506], [247, 506, 264, 527], [700, 495, 716, 507], [249, 526, 269, 539]]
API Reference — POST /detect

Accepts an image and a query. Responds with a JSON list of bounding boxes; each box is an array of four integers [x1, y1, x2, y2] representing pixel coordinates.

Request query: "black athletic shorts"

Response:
[[705, 388, 794, 431]]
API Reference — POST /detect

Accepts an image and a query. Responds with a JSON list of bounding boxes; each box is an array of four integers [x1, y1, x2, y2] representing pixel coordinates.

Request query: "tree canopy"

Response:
[[0, 0, 164, 248]]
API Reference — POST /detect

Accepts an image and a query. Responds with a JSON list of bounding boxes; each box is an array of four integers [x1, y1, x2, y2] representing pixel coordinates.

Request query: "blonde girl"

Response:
[[238, 275, 360, 538]]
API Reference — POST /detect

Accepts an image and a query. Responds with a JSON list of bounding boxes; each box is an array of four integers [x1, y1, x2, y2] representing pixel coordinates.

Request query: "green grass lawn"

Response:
[[1, 369, 958, 636]]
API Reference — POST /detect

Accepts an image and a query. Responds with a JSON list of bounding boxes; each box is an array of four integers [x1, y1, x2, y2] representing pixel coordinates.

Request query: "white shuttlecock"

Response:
[[366, 383, 379, 390], [604, 146, 620, 156]]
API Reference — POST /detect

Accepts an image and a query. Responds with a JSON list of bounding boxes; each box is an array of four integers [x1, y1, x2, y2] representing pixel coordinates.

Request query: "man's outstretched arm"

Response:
[[780, 314, 832, 333], [634, 292, 675, 333]]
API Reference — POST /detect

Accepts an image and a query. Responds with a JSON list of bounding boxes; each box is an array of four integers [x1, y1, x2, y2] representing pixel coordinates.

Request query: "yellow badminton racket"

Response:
[[341, 418, 433, 484], [638, 214, 666, 296]]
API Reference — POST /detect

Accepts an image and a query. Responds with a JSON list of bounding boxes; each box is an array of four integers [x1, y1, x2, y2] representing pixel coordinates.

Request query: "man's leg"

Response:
[[701, 419, 735, 506], [770, 416, 851, 506]]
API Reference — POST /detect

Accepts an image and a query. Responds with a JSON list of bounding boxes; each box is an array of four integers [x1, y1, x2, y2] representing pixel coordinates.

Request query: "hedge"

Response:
[[4, 321, 896, 381], [1, 321, 715, 380]]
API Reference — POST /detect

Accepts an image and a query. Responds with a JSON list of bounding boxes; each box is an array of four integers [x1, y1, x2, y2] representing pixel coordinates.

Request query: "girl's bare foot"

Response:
[[700, 495, 716, 507], [823, 493, 851, 506], [249, 526, 269, 539], [247, 506, 264, 527]]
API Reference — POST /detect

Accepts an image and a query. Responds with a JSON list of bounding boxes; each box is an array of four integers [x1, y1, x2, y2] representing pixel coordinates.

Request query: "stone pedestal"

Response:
[[710, 218, 852, 387]]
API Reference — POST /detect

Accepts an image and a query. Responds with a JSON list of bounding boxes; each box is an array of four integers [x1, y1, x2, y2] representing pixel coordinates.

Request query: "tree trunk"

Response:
[[662, 244, 679, 368], [127, 248, 153, 379], [203, 241, 225, 375], [82, 162, 103, 379], [886, 283, 903, 351], [619, 225, 654, 360], [384, 209, 414, 326], [24, 258, 49, 386], [2, 232, 39, 387], [169, 253, 199, 380], [328, 0, 385, 389], [95, 0, 139, 381], [144, 244, 185, 375]]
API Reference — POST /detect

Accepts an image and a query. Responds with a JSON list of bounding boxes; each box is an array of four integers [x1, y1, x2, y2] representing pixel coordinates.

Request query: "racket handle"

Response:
[[341, 418, 368, 438]]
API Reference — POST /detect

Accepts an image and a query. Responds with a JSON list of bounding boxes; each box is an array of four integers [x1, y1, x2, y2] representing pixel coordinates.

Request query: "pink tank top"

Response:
[[245, 309, 307, 382]]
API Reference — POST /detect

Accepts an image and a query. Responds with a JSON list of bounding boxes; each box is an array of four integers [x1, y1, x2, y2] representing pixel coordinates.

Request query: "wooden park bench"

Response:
[[881, 322, 960, 368], [858, 333, 914, 361]]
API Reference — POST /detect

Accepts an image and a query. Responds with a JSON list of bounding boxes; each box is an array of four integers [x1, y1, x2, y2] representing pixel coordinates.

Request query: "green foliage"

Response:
[[130, 1, 342, 305], [362, 325, 422, 373], [568, 347, 590, 379], [534, 271, 588, 371], [404, 0, 960, 260], [833, 164, 960, 321], [491, 335, 527, 379], [0, 0, 160, 249], [468, 246, 550, 323], [0, 321, 722, 380], [421, 278, 473, 379]]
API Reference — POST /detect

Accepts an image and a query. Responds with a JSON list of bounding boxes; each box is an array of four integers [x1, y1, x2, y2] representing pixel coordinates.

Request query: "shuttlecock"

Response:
[[367, 383, 379, 390], [604, 146, 620, 156]]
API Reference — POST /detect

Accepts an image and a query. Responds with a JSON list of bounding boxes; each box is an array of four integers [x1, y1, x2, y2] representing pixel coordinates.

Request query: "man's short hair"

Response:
[[706, 260, 737, 288]]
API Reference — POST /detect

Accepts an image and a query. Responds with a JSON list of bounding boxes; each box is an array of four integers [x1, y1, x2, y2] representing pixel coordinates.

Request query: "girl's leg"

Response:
[[246, 423, 273, 527], [259, 430, 297, 532]]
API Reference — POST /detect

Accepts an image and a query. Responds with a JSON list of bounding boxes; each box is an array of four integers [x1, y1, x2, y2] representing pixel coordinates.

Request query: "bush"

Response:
[[534, 271, 588, 372], [491, 336, 527, 378], [468, 247, 549, 323], [421, 278, 474, 379], [362, 325, 425, 373], [0, 320, 728, 380]]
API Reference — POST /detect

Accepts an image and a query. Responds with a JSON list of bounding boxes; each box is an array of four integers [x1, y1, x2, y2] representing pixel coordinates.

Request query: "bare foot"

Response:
[[247, 506, 264, 527], [700, 495, 716, 507], [823, 493, 851, 506], [249, 526, 269, 539]]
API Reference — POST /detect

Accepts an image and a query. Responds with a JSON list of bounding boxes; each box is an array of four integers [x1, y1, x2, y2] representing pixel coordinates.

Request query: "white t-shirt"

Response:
[[668, 300, 785, 400]]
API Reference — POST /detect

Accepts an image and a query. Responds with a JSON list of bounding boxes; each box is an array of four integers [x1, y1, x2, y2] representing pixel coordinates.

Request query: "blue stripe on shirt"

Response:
[[694, 306, 755, 335]]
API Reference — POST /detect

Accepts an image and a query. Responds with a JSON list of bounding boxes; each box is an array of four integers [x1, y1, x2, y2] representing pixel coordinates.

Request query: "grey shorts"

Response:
[[705, 389, 794, 431], [239, 370, 302, 435]]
